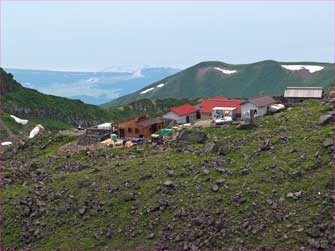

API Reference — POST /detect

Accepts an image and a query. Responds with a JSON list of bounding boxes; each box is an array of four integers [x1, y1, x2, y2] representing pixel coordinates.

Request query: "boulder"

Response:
[[163, 180, 174, 187], [319, 112, 334, 125], [323, 138, 333, 148], [79, 206, 87, 215], [176, 128, 208, 144], [202, 142, 216, 153], [211, 184, 219, 192], [123, 193, 136, 202], [202, 141, 230, 155], [260, 138, 271, 151], [286, 191, 302, 200]]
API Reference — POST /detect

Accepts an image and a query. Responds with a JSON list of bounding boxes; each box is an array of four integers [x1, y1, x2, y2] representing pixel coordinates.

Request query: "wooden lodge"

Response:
[[113, 114, 164, 138]]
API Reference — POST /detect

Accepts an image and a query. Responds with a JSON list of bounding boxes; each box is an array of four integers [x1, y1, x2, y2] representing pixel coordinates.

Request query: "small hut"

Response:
[[284, 87, 323, 104]]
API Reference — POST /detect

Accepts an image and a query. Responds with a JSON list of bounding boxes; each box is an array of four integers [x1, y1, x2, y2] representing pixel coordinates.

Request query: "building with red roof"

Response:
[[198, 97, 245, 119], [163, 104, 197, 124]]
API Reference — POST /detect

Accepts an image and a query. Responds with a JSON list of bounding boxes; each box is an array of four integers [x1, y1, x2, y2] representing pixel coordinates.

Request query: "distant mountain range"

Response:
[[5, 67, 180, 105], [102, 60, 334, 107]]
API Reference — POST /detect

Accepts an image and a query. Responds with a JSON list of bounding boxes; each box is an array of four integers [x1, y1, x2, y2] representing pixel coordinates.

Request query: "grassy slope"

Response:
[[1, 68, 111, 128], [103, 60, 334, 107], [1, 99, 333, 250]]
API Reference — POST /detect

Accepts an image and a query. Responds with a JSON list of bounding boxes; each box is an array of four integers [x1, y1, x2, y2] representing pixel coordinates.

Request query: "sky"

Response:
[[1, 1, 334, 71]]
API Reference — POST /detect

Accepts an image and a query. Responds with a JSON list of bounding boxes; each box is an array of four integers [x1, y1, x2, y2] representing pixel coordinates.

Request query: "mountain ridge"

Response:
[[102, 60, 334, 107]]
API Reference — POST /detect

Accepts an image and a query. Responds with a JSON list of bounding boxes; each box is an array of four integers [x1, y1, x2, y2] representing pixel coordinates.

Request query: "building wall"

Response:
[[285, 97, 316, 105], [241, 102, 268, 119], [163, 112, 197, 124], [200, 113, 212, 120], [114, 120, 163, 138]]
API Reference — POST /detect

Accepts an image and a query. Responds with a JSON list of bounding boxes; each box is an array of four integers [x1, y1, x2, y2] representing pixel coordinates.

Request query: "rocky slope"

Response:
[[1, 94, 333, 249], [103, 60, 334, 107]]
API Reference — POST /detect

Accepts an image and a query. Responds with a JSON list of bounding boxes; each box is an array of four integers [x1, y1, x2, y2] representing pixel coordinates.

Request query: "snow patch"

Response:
[[281, 65, 324, 73], [1, 141, 12, 146], [213, 67, 237, 75], [97, 123, 112, 130], [140, 87, 155, 94], [10, 115, 29, 125], [29, 124, 44, 139], [157, 83, 165, 88]]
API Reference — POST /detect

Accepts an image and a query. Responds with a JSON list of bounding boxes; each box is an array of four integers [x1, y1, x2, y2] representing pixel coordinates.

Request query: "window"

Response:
[[128, 128, 132, 133], [135, 128, 140, 133]]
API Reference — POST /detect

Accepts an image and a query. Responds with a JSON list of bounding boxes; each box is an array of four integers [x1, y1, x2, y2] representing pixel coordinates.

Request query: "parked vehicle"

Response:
[[212, 107, 237, 125]]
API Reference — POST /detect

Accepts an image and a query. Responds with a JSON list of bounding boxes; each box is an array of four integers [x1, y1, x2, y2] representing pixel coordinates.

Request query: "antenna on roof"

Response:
[[259, 91, 265, 96]]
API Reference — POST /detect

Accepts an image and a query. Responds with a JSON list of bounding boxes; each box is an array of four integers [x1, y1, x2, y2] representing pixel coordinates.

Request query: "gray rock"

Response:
[[266, 199, 273, 205], [202, 142, 216, 153], [211, 184, 219, 192], [323, 138, 333, 148], [123, 193, 136, 202], [140, 174, 153, 180], [294, 191, 302, 198], [148, 233, 155, 239], [167, 170, 175, 177], [177, 128, 208, 144], [219, 146, 230, 155], [163, 180, 174, 187], [79, 206, 87, 215], [36, 199, 46, 207], [319, 112, 334, 125], [260, 138, 271, 151], [240, 168, 249, 176], [202, 169, 210, 175], [286, 191, 302, 200]]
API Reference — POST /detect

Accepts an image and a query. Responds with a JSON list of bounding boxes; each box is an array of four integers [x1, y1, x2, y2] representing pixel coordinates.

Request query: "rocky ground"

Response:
[[0, 99, 333, 250]]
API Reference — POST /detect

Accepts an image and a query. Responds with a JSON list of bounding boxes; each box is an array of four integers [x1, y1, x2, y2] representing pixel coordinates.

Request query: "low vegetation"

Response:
[[103, 60, 334, 107], [1, 98, 333, 250]]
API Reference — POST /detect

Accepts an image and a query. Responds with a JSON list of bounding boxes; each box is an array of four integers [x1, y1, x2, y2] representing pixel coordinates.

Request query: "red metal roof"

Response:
[[170, 104, 197, 116], [207, 96, 230, 100], [199, 98, 245, 116]]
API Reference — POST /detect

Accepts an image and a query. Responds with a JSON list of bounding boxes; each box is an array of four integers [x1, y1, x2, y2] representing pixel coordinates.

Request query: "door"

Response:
[[186, 116, 190, 123], [119, 128, 125, 138]]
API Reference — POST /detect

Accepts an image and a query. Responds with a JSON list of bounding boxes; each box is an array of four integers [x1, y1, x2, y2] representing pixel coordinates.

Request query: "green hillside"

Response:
[[0, 68, 112, 139], [1, 97, 333, 250], [103, 60, 334, 107]]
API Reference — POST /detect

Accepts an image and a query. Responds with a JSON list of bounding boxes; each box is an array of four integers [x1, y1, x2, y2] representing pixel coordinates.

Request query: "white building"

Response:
[[241, 96, 276, 119], [163, 104, 197, 124]]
